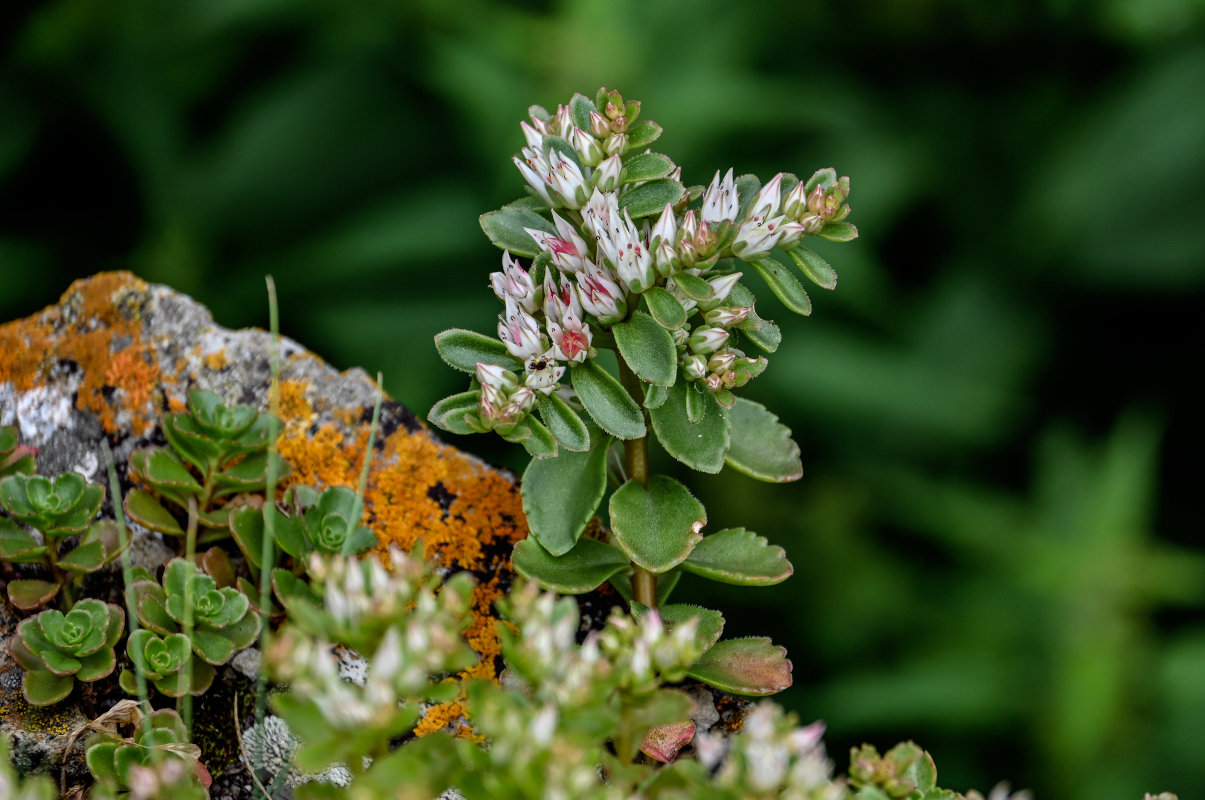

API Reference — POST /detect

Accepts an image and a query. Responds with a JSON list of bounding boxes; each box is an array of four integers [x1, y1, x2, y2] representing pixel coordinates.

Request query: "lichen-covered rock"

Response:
[[0, 271, 529, 776]]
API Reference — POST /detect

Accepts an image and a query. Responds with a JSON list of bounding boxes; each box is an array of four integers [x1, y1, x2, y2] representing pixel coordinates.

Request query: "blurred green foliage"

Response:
[[1, 0, 1203, 797]]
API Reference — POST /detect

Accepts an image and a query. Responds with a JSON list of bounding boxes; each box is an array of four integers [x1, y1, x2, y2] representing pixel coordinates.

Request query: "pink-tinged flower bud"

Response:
[[683, 354, 707, 381], [603, 132, 627, 156], [543, 271, 583, 325], [707, 351, 736, 374], [520, 120, 544, 149], [704, 305, 751, 328], [807, 184, 827, 216], [704, 374, 723, 392], [548, 311, 593, 363], [577, 264, 627, 325], [589, 111, 611, 138], [701, 168, 738, 224], [489, 251, 538, 312], [498, 297, 547, 360], [523, 351, 565, 395], [801, 214, 826, 235], [594, 153, 623, 192], [708, 272, 742, 305], [571, 126, 604, 167], [782, 179, 809, 220], [688, 327, 729, 355], [547, 149, 588, 208]]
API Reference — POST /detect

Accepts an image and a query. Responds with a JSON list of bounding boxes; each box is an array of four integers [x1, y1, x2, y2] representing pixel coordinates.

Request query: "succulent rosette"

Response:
[[127, 558, 260, 668], [0, 471, 103, 535], [120, 630, 214, 697], [9, 599, 124, 705]]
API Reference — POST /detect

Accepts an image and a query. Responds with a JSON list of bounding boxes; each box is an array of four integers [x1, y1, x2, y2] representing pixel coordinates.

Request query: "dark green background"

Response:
[[2, 1, 1203, 797]]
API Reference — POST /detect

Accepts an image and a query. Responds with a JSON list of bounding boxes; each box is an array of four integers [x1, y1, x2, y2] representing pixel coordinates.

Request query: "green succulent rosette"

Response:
[[0, 471, 104, 536], [85, 707, 204, 799], [126, 558, 261, 668], [120, 630, 215, 697], [9, 599, 124, 705]]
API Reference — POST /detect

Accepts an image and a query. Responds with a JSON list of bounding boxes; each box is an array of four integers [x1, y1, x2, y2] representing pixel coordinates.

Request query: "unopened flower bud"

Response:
[[707, 272, 742, 305], [807, 184, 827, 216], [707, 351, 736, 373], [603, 132, 627, 156], [704, 373, 723, 392], [782, 180, 808, 219], [571, 126, 604, 167], [775, 221, 808, 249], [594, 154, 622, 192], [801, 214, 826, 235], [707, 305, 750, 328], [688, 327, 729, 355], [589, 111, 611, 138], [683, 354, 707, 381], [671, 327, 690, 348]]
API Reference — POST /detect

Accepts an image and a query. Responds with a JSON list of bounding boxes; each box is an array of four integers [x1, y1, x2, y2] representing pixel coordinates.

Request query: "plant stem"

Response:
[[182, 495, 198, 735], [617, 358, 657, 609]]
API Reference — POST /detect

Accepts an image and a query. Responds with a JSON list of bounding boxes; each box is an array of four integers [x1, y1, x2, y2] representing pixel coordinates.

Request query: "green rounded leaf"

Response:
[[22, 670, 73, 706], [649, 382, 730, 474], [511, 537, 630, 594], [57, 540, 107, 573], [816, 222, 858, 242], [642, 287, 687, 330], [619, 179, 685, 219], [538, 394, 590, 452], [626, 120, 662, 149], [729, 282, 781, 354], [480, 207, 555, 257], [8, 579, 60, 610], [622, 153, 675, 184], [435, 329, 524, 374], [747, 254, 812, 316], [428, 390, 483, 436], [614, 311, 677, 387], [725, 398, 802, 482], [0, 517, 46, 561], [569, 93, 597, 130], [609, 475, 706, 573], [686, 637, 793, 696], [681, 528, 793, 586], [521, 433, 611, 556], [570, 360, 646, 440], [670, 273, 713, 303], [786, 246, 838, 290]]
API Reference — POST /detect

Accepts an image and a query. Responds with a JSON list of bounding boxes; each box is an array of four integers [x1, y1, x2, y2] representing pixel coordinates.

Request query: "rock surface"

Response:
[[0, 271, 529, 784]]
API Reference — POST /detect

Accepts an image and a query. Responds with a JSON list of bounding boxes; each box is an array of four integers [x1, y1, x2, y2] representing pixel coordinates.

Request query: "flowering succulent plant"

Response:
[[8, 598, 124, 705], [430, 87, 857, 697]]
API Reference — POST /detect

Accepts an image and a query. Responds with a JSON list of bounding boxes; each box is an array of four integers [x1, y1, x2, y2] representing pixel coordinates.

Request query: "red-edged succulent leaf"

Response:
[[8, 579, 60, 610], [641, 720, 696, 763], [686, 637, 793, 696], [22, 669, 74, 706]]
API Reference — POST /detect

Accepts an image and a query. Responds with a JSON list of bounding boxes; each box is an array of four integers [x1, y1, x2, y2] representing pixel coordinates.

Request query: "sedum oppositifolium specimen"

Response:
[[431, 87, 855, 697]]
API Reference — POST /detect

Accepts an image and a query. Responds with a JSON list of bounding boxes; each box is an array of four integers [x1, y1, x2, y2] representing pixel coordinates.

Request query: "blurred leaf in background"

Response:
[[1, 0, 1203, 797]]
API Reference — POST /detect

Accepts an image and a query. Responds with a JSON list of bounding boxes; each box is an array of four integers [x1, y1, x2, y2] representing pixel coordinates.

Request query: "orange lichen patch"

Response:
[[203, 349, 229, 371], [412, 699, 476, 741], [0, 272, 163, 435], [102, 344, 160, 435]]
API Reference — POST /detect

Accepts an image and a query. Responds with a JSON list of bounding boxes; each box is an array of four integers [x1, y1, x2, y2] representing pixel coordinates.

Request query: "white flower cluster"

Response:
[[269, 549, 476, 728], [695, 704, 846, 800]]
